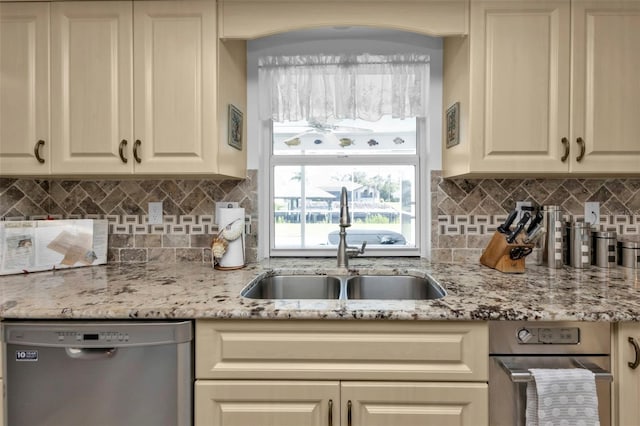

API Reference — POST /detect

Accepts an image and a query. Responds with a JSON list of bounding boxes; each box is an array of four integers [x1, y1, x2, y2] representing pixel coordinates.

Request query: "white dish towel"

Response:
[[526, 368, 600, 426]]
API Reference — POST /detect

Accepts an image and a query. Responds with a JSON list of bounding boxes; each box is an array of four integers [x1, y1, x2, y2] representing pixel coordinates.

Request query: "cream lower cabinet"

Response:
[[615, 322, 640, 425], [443, 0, 640, 177], [0, 2, 50, 175], [195, 320, 488, 426]]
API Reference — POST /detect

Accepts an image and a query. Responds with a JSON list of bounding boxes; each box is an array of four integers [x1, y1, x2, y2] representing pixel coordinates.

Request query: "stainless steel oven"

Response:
[[489, 321, 612, 426]]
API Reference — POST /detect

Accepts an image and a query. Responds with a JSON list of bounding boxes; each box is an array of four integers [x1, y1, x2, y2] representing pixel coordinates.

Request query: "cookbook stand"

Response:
[[479, 231, 534, 273]]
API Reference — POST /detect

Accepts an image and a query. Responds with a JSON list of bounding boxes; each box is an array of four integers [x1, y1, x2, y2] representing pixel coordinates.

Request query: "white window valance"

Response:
[[258, 54, 430, 123]]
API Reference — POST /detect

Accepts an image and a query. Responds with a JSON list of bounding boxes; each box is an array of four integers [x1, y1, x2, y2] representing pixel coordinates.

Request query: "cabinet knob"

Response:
[[328, 399, 333, 426], [576, 137, 585, 162], [119, 140, 128, 163], [133, 140, 142, 164], [560, 137, 569, 162], [34, 140, 45, 164], [347, 400, 352, 426]]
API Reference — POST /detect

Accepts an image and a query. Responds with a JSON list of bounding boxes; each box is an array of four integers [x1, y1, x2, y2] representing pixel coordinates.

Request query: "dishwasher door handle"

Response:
[[65, 347, 118, 360], [495, 357, 613, 383]]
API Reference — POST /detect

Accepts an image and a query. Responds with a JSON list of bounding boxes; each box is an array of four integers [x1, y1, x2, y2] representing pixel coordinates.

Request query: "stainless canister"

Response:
[[564, 222, 592, 268], [592, 231, 617, 268], [618, 239, 640, 268], [538, 205, 564, 268]]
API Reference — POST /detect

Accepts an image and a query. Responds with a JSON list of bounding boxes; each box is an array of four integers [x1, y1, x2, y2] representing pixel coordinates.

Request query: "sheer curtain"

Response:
[[258, 54, 430, 123]]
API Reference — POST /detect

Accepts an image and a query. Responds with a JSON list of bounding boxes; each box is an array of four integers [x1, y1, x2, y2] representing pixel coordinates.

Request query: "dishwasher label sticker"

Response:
[[15, 350, 38, 361]]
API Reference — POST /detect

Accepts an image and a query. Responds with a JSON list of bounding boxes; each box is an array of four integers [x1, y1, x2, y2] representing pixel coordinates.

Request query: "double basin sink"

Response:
[[241, 274, 446, 301]]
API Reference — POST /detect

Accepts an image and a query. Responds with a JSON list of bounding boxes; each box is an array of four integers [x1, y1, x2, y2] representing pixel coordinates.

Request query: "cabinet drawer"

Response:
[[196, 320, 488, 381]]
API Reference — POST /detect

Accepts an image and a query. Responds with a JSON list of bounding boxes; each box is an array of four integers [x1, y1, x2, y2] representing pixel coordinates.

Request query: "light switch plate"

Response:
[[585, 202, 600, 226], [148, 202, 163, 225]]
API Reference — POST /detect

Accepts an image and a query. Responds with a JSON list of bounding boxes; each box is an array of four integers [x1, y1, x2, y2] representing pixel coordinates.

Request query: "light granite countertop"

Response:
[[0, 258, 639, 321]]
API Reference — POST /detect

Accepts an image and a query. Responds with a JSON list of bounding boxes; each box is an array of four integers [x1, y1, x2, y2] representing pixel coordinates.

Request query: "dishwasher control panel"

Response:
[[516, 326, 580, 345], [3, 321, 192, 347], [55, 331, 130, 342]]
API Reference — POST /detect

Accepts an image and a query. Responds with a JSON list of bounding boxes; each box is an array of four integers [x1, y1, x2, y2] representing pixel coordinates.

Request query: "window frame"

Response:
[[262, 118, 427, 258]]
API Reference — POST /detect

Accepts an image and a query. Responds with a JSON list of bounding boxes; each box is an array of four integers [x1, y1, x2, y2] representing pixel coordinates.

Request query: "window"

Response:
[[271, 117, 420, 255], [258, 51, 430, 257]]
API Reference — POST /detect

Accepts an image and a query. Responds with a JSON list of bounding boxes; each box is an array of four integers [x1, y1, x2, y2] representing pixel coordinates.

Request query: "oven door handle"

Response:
[[495, 357, 613, 383]]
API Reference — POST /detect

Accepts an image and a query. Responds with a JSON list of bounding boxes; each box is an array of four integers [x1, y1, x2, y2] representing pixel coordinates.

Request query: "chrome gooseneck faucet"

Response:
[[337, 186, 366, 268]]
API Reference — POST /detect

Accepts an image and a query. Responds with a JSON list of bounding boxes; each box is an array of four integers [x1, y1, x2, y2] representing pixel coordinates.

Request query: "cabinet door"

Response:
[[469, 0, 571, 174], [616, 323, 640, 425], [571, 0, 640, 173], [50, 1, 133, 175], [0, 3, 50, 175], [195, 380, 339, 426], [133, 1, 217, 175], [342, 382, 488, 426]]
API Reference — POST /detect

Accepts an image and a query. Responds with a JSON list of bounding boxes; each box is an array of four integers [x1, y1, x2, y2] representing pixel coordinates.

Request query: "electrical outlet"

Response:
[[245, 214, 252, 235], [148, 202, 163, 225], [515, 201, 534, 222], [585, 202, 600, 226]]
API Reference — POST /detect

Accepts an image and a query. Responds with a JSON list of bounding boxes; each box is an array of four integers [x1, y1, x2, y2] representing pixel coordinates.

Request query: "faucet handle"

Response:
[[347, 241, 367, 257]]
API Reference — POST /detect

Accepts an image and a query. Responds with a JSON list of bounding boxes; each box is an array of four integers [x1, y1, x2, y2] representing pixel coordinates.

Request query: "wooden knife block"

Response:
[[480, 231, 534, 273]]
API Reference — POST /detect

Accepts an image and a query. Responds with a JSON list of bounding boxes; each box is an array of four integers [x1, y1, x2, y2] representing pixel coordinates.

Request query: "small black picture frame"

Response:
[[228, 104, 243, 151], [446, 102, 460, 149]]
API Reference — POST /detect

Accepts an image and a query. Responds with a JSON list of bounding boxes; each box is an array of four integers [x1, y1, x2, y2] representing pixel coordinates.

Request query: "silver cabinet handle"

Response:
[[133, 139, 142, 163], [119, 139, 128, 163], [34, 140, 45, 164], [328, 399, 333, 426], [347, 400, 352, 426], [629, 337, 640, 369], [576, 137, 585, 162], [561, 137, 569, 162]]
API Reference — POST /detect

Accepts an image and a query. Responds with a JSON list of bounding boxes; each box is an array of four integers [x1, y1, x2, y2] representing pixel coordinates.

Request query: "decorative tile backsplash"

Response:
[[3, 170, 640, 264], [0, 171, 258, 263], [430, 171, 640, 262]]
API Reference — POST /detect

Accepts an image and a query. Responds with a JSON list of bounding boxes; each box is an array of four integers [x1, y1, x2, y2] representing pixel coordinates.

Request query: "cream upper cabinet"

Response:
[[195, 320, 489, 426], [0, 2, 50, 175], [133, 1, 218, 175], [50, 1, 133, 175], [615, 322, 640, 425], [443, 0, 640, 177], [11, 0, 246, 178], [570, 0, 640, 173], [218, 0, 469, 39], [443, 0, 571, 177]]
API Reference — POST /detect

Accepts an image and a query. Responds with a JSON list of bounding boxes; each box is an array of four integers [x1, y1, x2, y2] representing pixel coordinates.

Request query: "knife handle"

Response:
[[497, 210, 518, 234], [526, 211, 544, 234], [506, 212, 530, 244]]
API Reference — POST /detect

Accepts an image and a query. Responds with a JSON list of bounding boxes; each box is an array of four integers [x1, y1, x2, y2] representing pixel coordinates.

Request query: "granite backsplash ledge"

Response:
[[0, 171, 258, 263], [432, 171, 640, 263]]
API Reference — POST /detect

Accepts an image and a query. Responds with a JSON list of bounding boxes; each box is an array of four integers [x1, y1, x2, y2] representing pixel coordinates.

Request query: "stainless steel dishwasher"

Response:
[[3, 321, 192, 426]]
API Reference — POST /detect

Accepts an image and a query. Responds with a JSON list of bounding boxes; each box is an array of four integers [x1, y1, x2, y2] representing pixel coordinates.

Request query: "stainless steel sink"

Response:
[[345, 275, 446, 300], [241, 273, 446, 301], [241, 275, 341, 299]]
